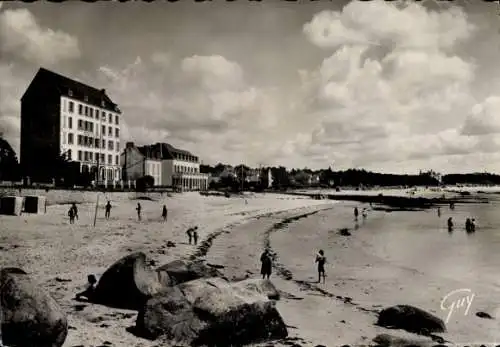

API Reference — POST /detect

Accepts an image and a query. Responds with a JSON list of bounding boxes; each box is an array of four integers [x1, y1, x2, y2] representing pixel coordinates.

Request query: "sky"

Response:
[[0, 0, 500, 174]]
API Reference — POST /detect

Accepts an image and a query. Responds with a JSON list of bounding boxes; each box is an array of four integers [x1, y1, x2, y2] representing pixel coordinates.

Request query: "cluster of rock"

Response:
[[0, 252, 288, 346]]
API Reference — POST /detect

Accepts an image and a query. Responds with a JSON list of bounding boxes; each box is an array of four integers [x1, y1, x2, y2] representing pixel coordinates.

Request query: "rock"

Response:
[[377, 305, 446, 335], [93, 252, 169, 310], [166, 241, 176, 248], [0, 268, 68, 347], [156, 259, 223, 285], [231, 278, 280, 300], [476, 311, 494, 319], [373, 333, 434, 347], [136, 277, 288, 346], [338, 228, 351, 236]]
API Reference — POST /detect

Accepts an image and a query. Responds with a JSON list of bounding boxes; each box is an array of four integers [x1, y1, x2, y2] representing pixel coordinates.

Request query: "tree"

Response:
[[0, 137, 20, 181]]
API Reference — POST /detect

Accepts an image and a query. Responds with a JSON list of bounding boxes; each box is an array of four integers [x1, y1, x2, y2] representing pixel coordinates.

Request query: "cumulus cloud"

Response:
[[0, 5, 80, 155], [0, 7, 80, 65], [461, 96, 500, 136], [287, 0, 482, 171]]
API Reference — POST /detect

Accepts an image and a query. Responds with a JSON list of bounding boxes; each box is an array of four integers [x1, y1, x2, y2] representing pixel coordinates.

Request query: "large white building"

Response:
[[122, 142, 209, 190], [21, 67, 122, 183]]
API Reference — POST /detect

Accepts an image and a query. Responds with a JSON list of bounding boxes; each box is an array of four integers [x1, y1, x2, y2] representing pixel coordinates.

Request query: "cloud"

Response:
[[0, 7, 80, 66], [287, 0, 480, 170], [0, 6, 80, 155], [461, 96, 500, 136]]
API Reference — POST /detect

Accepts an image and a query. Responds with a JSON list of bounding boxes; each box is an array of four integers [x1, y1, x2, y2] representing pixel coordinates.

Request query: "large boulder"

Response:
[[93, 252, 169, 310], [156, 259, 223, 285], [136, 277, 288, 346], [377, 305, 446, 334], [0, 268, 68, 347], [231, 278, 280, 300]]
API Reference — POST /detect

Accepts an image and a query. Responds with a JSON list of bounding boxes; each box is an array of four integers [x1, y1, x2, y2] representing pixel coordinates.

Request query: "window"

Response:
[[108, 155, 112, 164], [102, 112, 106, 121], [101, 100, 106, 108], [116, 142, 120, 152], [89, 123, 94, 132], [84, 106, 88, 116], [84, 95, 88, 102], [68, 117, 73, 129], [68, 133, 74, 145], [89, 152, 93, 161], [108, 113, 112, 123], [78, 104, 83, 115], [94, 139, 99, 148], [84, 152, 89, 161], [69, 101, 74, 113], [78, 120, 83, 130], [78, 135, 83, 145], [115, 155, 119, 165], [115, 128, 119, 138], [78, 151, 82, 161], [101, 154, 105, 163], [89, 108, 93, 118], [101, 125, 105, 136], [115, 115, 119, 125], [108, 126, 112, 136], [68, 89, 73, 97], [95, 110, 99, 118], [101, 139, 106, 149], [108, 141, 114, 151]]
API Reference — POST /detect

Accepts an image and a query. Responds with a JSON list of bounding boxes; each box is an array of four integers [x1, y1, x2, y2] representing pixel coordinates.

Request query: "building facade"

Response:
[[121, 142, 208, 190], [21, 67, 122, 183]]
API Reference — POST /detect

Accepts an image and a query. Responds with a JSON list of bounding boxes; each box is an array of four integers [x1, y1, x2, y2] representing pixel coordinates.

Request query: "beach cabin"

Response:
[[23, 195, 47, 214], [0, 196, 24, 216]]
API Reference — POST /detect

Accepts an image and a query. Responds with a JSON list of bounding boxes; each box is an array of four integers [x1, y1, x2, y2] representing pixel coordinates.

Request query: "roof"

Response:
[[138, 142, 198, 161], [22, 67, 121, 114]]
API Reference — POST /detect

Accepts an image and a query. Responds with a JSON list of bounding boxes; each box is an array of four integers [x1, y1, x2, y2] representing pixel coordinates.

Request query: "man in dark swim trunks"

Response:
[[315, 249, 326, 284]]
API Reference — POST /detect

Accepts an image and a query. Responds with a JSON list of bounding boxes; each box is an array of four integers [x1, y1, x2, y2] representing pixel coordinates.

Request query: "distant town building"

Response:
[[20, 67, 122, 183], [121, 142, 208, 190]]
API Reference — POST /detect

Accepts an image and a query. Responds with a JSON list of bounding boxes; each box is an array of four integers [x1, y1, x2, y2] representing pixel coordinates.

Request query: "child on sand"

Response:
[[162, 205, 168, 222], [260, 249, 272, 279], [136, 203, 142, 221], [71, 203, 79, 220], [75, 274, 97, 301], [68, 207, 75, 224], [315, 250, 326, 284], [105, 201, 112, 220]]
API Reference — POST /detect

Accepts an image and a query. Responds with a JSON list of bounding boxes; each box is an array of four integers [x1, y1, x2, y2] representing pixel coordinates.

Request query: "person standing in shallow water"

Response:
[[437, 207, 441, 217], [105, 201, 112, 220], [162, 205, 168, 222], [315, 250, 326, 284], [354, 207, 359, 220], [193, 226, 199, 245], [447, 217, 454, 232], [260, 249, 272, 279], [136, 203, 142, 221]]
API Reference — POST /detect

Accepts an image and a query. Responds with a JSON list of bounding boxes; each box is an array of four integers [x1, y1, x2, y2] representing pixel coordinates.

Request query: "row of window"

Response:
[[63, 117, 119, 139], [146, 163, 160, 176], [65, 99, 119, 125], [174, 165, 199, 174], [63, 133, 120, 152], [77, 151, 120, 166]]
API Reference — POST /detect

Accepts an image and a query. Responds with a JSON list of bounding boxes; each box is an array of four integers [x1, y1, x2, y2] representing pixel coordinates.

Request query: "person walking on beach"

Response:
[[471, 218, 476, 232], [354, 207, 359, 220], [186, 226, 195, 244], [68, 206, 75, 224], [193, 226, 199, 246], [447, 217, 454, 232], [437, 207, 441, 217], [105, 201, 112, 220], [162, 205, 168, 222], [136, 203, 142, 221], [260, 249, 273, 279], [315, 250, 326, 284], [465, 218, 472, 233], [362, 208, 367, 219], [450, 202, 455, 210], [71, 203, 79, 220]]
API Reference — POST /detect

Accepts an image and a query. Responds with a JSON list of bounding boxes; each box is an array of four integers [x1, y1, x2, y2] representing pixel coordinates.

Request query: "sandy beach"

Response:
[[2, 189, 500, 346]]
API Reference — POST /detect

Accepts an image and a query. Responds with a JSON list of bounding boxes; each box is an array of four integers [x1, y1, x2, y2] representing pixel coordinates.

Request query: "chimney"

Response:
[[101, 89, 106, 94]]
